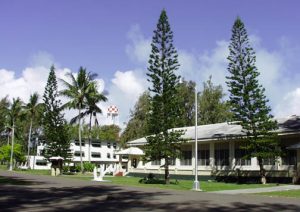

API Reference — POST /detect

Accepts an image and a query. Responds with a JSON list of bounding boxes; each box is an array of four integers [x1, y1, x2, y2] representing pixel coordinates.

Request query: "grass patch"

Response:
[[0, 164, 51, 176], [14, 169, 51, 175], [0, 165, 282, 192], [258, 189, 300, 198], [61, 174, 278, 192]]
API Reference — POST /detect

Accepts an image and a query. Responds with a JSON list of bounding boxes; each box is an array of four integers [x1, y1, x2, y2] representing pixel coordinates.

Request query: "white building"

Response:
[[28, 139, 124, 170], [125, 116, 300, 182]]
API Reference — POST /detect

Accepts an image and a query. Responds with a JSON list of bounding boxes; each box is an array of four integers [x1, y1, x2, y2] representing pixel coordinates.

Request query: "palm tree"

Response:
[[8, 97, 23, 171], [60, 67, 97, 172], [71, 82, 107, 162], [0, 96, 10, 145], [24, 93, 43, 166]]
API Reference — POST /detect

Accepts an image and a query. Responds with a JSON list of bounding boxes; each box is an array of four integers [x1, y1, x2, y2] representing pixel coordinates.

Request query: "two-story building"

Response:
[[28, 139, 123, 170]]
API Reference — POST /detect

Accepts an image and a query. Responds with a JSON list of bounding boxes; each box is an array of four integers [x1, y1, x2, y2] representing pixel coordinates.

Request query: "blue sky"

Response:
[[0, 1, 300, 126]]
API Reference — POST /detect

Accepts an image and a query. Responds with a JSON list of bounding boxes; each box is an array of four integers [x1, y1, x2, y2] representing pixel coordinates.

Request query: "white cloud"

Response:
[[103, 70, 147, 128], [123, 25, 300, 120], [1, 28, 299, 132], [126, 25, 151, 64], [274, 88, 300, 117]]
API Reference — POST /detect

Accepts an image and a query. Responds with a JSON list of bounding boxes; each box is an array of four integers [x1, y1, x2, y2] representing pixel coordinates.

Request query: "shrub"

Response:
[[83, 162, 95, 172]]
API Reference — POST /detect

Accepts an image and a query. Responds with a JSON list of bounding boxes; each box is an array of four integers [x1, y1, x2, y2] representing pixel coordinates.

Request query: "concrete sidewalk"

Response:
[[210, 185, 300, 194]]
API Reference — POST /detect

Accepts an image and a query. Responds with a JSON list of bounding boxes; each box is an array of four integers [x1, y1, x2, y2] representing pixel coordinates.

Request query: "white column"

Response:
[[192, 143, 196, 174], [297, 149, 300, 172], [209, 142, 215, 168], [128, 156, 132, 171], [251, 157, 259, 170], [229, 141, 235, 169]]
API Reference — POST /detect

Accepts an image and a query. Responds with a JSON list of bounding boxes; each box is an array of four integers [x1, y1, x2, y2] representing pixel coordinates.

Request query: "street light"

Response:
[[193, 84, 201, 191], [179, 78, 201, 190]]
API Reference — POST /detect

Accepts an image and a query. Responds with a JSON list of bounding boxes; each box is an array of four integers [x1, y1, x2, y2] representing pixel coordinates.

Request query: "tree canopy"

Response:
[[226, 17, 279, 184], [145, 9, 183, 184], [42, 65, 71, 160]]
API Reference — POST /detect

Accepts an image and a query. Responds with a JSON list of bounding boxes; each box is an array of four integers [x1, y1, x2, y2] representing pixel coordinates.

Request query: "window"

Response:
[[91, 152, 101, 158], [282, 150, 297, 165], [107, 142, 111, 148], [74, 151, 85, 157], [122, 155, 128, 160], [263, 158, 275, 165], [215, 143, 229, 166], [113, 154, 116, 159], [107, 153, 111, 158], [91, 140, 101, 148], [198, 150, 210, 166], [36, 160, 47, 166], [180, 151, 192, 166], [40, 150, 45, 156], [151, 159, 161, 165], [198, 144, 210, 166], [235, 148, 251, 166], [168, 158, 176, 166], [74, 140, 85, 146], [113, 143, 117, 149]]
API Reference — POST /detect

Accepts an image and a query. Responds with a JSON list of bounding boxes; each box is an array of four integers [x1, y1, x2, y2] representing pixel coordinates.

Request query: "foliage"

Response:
[[7, 97, 26, 169], [0, 144, 25, 163], [42, 65, 71, 160], [145, 9, 184, 184], [96, 125, 121, 141], [83, 162, 95, 172], [60, 66, 98, 172], [69, 124, 121, 142], [226, 17, 280, 183], [120, 91, 151, 143], [198, 76, 232, 125], [0, 96, 10, 139], [176, 79, 196, 127], [23, 92, 44, 157]]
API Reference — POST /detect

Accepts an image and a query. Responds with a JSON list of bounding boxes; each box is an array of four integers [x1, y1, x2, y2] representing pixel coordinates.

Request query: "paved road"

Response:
[[0, 170, 300, 212], [211, 184, 300, 194]]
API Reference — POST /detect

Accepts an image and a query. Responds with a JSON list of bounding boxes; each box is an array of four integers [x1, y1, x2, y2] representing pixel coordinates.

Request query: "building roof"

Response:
[[115, 147, 144, 155], [127, 115, 300, 146]]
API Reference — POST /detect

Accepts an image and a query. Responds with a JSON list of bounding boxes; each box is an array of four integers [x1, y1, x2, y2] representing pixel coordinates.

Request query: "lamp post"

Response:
[[193, 84, 201, 191]]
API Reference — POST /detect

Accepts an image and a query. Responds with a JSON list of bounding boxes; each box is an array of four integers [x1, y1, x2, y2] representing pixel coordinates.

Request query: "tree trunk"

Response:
[[258, 157, 267, 184], [88, 113, 92, 163], [165, 158, 170, 184], [27, 119, 33, 167], [7, 133, 10, 145], [9, 121, 15, 171], [78, 108, 83, 173]]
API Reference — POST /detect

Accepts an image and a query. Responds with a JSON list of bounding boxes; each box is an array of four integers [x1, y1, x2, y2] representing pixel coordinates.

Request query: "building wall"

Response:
[[32, 139, 122, 169], [127, 135, 300, 177]]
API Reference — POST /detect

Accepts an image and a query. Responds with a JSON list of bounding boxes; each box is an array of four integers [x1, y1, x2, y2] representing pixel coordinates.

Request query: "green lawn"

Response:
[[61, 174, 278, 192], [0, 164, 50, 175], [0, 165, 281, 192], [258, 190, 300, 198]]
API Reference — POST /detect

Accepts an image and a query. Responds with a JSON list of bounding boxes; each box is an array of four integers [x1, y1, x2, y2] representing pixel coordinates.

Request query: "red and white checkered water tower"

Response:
[[107, 105, 119, 125]]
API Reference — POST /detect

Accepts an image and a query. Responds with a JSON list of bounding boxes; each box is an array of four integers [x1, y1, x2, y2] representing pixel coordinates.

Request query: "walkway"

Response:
[[1, 170, 300, 212], [211, 185, 300, 195]]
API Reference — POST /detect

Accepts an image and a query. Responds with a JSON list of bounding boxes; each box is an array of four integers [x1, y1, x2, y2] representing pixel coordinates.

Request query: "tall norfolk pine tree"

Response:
[[226, 17, 280, 184], [42, 66, 71, 160], [145, 10, 183, 184]]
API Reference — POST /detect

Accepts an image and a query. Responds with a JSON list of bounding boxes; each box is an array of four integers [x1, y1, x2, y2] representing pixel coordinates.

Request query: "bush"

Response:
[[83, 162, 95, 172]]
